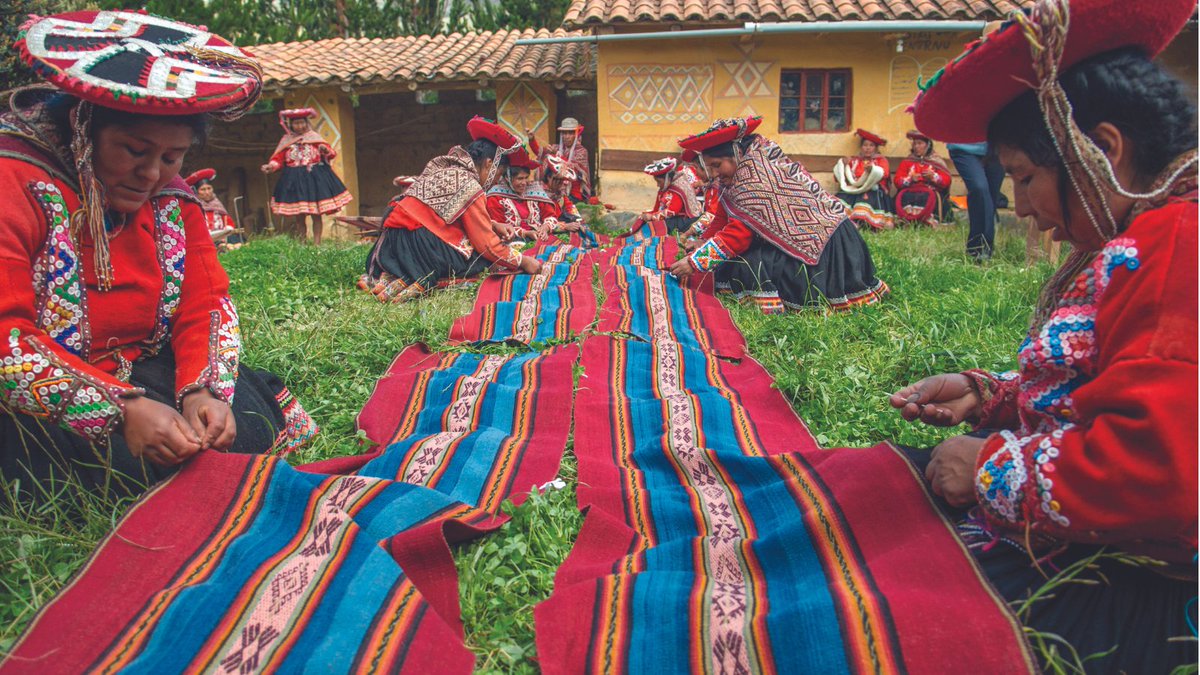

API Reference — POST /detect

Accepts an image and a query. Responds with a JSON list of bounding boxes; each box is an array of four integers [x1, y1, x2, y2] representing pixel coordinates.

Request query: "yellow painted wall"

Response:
[[595, 31, 977, 210], [495, 81, 558, 147], [282, 87, 360, 238]]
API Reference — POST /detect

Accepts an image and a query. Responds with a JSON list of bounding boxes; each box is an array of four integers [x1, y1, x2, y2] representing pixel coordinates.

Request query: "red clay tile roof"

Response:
[[563, 0, 1033, 27], [253, 29, 595, 90]]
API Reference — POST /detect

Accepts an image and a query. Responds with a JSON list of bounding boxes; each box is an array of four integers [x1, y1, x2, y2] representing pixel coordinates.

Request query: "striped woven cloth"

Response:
[[449, 242, 596, 346]]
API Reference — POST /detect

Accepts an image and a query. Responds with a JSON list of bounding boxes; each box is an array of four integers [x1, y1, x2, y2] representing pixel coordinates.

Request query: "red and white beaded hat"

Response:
[[910, 0, 1194, 142], [678, 116, 763, 154], [855, 129, 888, 147], [905, 129, 933, 143], [544, 155, 577, 182], [184, 168, 216, 187], [278, 108, 317, 130], [16, 10, 261, 119], [643, 157, 678, 177]]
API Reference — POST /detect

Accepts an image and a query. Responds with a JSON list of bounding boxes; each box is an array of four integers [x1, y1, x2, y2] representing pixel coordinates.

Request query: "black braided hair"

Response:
[[466, 138, 510, 168], [702, 134, 760, 159], [987, 46, 1197, 181], [45, 92, 209, 149]]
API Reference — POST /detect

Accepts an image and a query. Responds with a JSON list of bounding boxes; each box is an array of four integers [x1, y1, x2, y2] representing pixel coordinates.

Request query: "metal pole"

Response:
[[515, 20, 986, 45]]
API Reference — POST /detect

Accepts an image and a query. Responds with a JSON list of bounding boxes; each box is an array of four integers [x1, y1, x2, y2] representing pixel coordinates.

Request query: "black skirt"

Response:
[[898, 445, 1197, 674], [362, 227, 492, 301], [0, 348, 315, 505], [664, 215, 698, 235], [271, 163, 352, 216], [836, 185, 892, 213], [714, 219, 888, 312]]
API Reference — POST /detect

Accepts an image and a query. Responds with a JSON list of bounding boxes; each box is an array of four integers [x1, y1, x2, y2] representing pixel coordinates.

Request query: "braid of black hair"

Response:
[[988, 46, 1197, 179]]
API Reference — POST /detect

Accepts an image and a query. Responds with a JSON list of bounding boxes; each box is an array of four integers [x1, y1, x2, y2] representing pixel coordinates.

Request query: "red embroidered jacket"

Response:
[[685, 193, 754, 273], [647, 189, 685, 220], [967, 199, 1198, 563], [894, 158, 951, 192], [848, 155, 891, 182], [265, 140, 335, 171], [383, 194, 521, 269], [0, 159, 240, 442]]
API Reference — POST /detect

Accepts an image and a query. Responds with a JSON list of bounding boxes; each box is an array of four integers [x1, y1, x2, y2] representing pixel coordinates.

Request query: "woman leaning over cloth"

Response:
[[0, 11, 317, 503], [668, 116, 889, 314], [891, 0, 1197, 670], [634, 157, 702, 235], [360, 116, 543, 303]]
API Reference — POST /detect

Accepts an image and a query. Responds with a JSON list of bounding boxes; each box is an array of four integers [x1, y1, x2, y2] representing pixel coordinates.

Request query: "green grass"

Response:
[[1, 221, 1056, 669]]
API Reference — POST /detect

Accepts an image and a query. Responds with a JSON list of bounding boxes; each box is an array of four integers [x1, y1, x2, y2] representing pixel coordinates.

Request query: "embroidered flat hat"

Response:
[[905, 129, 933, 143], [16, 10, 261, 119], [280, 108, 317, 121], [466, 115, 521, 152], [855, 129, 888, 146], [911, 0, 1195, 142], [544, 155, 578, 182], [184, 168, 216, 187], [557, 117, 583, 132], [678, 116, 763, 154], [644, 157, 678, 177]]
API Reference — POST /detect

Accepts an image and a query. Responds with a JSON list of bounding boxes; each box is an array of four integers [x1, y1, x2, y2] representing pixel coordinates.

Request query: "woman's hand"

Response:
[[681, 237, 700, 253], [121, 396, 203, 466], [926, 434, 987, 507], [668, 256, 694, 279], [889, 373, 981, 426], [181, 389, 237, 451], [260, 162, 275, 174], [519, 255, 543, 275], [494, 222, 517, 241]]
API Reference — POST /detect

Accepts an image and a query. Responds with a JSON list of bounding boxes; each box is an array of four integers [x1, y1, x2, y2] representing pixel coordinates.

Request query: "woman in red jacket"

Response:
[[0, 10, 316, 502], [486, 148, 547, 241], [895, 0, 1197, 670], [668, 116, 888, 313], [361, 117, 543, 302], [635, 157, 702, 234], [894, 130, 953, 225], [834, 128, 894, 231], [260, 108, 352, 245]]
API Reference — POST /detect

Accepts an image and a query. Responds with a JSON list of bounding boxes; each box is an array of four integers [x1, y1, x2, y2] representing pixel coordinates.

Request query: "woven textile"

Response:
[[535, 335, 1036, 673], [449, 242, 596, 345], [724, 137, 848, 265], [327, 343, 578, 513], [597, 242, 747, 359], [405, 147, 484, 224], [3, 452, 490, 674]]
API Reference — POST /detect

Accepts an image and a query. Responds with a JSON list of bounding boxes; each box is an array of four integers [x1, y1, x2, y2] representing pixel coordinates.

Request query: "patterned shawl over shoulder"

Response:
[[667, 173, 702, 219], [407, 146, 485, 224], [722, 136, 848, 265]]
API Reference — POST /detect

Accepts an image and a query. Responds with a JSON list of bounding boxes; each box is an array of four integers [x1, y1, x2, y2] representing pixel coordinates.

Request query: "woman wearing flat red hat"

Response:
[[636, 157, 702, 235], [261, 108, 352, 245], [891, 0, 1197, 669], [0, 11, 318, 502], [894, 130, 954, 225], [360, 116, 543, 302], [668, 116, 888, 313], [834, 128, 894, 231], [184, 168, 237, 245]]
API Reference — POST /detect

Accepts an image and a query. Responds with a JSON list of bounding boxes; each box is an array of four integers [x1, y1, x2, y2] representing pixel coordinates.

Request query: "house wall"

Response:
[[353, 88, 497, 216], [595, 31, 977, 209]]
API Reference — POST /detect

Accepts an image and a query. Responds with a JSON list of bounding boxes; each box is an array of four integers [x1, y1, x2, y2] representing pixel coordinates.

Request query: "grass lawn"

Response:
[[0, 219, 1054, 671]]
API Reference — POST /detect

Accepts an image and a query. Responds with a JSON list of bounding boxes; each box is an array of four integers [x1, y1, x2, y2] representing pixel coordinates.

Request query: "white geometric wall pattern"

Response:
[[718, 41, 774, 99], [887, 56, 948, 113], [497, 82, 550, 138], [301, 94, 340, 148], [607, 64, 713, 124]]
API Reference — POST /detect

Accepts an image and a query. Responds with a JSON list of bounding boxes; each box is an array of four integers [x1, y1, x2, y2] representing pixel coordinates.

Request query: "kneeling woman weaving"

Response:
[[361, 116, 544, 302], [0, 10, 317, 503], [669, 116, 889, 313]]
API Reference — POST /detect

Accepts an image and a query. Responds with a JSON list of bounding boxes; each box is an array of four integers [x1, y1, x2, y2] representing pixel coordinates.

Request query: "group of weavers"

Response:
[[0, 0, 1195, 671]]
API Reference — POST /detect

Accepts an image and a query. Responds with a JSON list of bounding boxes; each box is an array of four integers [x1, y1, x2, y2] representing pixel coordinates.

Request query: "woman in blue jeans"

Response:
[[947, 142, 1005, 260]]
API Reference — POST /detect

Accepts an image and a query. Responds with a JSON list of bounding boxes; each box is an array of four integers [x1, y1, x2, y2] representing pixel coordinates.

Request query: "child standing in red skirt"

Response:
[[261, 108, 352, 245]]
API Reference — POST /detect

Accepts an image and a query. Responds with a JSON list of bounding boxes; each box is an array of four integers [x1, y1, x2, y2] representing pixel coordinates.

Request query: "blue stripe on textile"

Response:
[[120, 461, 323, 672], [480, 262, 577, 343], [718, 453, 853, 675], [349, 481, 469, 542], [275, 534, 405, 672], [356, 351, 543, 506], [625, 563, 694, 672]]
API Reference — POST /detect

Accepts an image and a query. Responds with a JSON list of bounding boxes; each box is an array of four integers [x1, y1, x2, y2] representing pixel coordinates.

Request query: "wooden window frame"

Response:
[[778, 68, 853, 134]]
